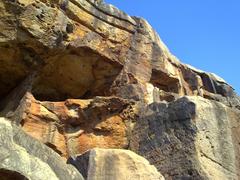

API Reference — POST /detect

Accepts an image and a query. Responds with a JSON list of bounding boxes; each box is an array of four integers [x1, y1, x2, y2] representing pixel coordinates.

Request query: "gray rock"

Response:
[[130, 96, 240, 179], [67, 148, 165, 180], [0, 118, 84, 180]]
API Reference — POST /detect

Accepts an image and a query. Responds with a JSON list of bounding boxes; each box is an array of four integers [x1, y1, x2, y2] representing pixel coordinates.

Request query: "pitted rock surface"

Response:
[[0, 0, 239, 179]]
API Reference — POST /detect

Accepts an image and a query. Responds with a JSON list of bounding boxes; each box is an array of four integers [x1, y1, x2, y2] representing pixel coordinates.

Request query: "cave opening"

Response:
[[0, 46, 123, 115], [31, 47, 123, 101], [150, 69, 179, 94]]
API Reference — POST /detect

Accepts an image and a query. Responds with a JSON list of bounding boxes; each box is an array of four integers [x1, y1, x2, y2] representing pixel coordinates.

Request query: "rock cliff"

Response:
[[0, 0, 239, 179]]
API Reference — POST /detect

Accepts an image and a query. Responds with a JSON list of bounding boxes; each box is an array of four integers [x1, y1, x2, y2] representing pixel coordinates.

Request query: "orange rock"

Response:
[[20, 95, 130, 158]]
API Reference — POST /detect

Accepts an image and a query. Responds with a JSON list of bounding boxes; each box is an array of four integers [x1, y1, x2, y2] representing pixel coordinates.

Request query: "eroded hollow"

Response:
[[32, 47, 122, 101], [0, 44, 29, 100], [0, 169, 28, 180], [0, 42, 45, 102], [150, 69, 179, 93]]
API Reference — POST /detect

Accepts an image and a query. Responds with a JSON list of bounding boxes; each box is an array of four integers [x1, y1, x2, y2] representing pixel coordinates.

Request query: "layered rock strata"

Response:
[[0, 0, 239, 179]]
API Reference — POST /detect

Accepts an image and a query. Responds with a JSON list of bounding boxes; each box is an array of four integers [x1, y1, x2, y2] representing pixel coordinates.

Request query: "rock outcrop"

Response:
[[130, 96, 240, 179], [0, 117, 84, 180], [0, 0, 239, 179], [20, 93, 130, 157], [68, 148, 165, 180]]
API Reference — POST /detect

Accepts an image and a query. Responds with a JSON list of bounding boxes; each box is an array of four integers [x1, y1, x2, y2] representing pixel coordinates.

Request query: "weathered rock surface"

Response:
[[130, 96, 240, 179], [0, 0, 239, 179], [0, 0, 238, 105], [19, 93, 131, 157], [0, 117, 84, 180], [67, 148, 165, 180]]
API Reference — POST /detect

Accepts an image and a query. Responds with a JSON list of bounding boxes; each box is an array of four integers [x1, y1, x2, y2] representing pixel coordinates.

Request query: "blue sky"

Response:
[[105, 0, 240, 94]]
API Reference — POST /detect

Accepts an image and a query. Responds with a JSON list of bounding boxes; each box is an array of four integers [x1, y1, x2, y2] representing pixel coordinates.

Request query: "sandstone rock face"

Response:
[[0, 0, 239, 179], [1, 0, 238, 104], [68, 148, 165, 180], [20, 93, 130, 157]]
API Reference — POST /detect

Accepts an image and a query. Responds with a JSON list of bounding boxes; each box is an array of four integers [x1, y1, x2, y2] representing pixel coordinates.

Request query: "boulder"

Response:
[[0, 117, 84, 180], [68, 148, 165, 180]]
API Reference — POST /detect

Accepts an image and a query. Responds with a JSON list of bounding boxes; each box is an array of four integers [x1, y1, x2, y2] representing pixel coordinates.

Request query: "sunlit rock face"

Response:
[[130, 96, 240, 179], [0, 0, 239, 179], [67, 148, 165, 180], [20, 93, 130, 157]]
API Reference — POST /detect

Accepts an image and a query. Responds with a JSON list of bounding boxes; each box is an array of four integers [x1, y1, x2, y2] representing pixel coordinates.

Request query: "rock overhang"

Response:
[[0, 0, 239, 180]]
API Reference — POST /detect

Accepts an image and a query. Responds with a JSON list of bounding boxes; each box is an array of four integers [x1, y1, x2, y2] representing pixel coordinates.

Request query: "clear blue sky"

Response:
[[105, 0, 240, 95]]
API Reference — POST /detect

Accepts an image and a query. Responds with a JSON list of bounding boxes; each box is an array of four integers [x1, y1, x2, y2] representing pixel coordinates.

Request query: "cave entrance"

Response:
[[0, 169, 28, 180], [150, 69, 179, 93], [32, 47, 122, 101]]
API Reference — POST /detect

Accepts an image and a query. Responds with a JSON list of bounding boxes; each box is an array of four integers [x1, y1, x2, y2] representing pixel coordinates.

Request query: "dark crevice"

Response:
[[150, 69, 180, 94], [0, 169, 28, 180], [45, 142, 63, 156], [0, 72, 36, 114], [0, 41, 47, 102], [201, 73, 217, 94]]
